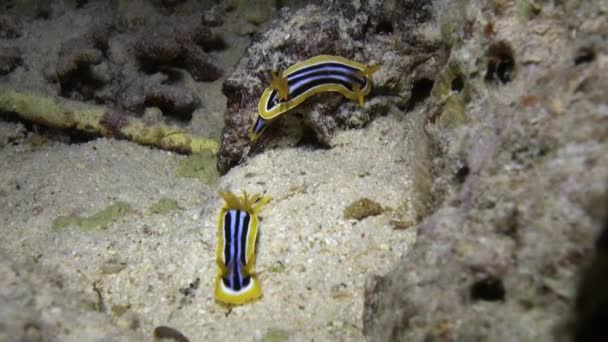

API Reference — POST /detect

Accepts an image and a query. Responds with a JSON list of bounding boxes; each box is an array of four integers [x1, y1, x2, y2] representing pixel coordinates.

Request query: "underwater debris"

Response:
[[330, 283, 351, 300], [111, 304, 131, 317], [344, 198, 386, 221], [179, 278, 200, 298], [0, 89, 218, 153], [100, 260, 127, 275], [268, 260, 286, 273]]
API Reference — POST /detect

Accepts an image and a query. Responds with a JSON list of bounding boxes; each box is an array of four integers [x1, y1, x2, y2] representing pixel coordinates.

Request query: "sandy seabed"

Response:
[[0, 108, 421, 340]]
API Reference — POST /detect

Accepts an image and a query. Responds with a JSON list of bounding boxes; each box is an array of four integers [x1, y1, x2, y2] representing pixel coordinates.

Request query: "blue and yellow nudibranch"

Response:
[[250, 55, 380, 140], [215, 191, 271, 305]]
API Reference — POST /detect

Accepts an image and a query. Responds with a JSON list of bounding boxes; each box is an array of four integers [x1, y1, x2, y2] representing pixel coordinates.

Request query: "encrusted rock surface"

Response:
[[0, 46, 21, 75], [1, 0, 228, 137], [217, 0, 442, 174], [362, 0, 608, 340]]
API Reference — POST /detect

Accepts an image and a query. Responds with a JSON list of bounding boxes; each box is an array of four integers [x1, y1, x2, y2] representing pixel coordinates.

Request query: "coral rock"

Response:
[[217, 2, 441, 174], [0, 47, 22, 75]]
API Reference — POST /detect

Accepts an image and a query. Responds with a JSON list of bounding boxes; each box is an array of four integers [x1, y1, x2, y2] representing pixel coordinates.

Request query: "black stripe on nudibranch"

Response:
[[221, 209, 253, 292], [265, 62, 367, 111], [287, 63, 363, 83], [240, 213, 250, 266], [252, 115, 269, 136], [223, 210, 232, 266], [289, 74, 365, 98], [266, 90, 279, 111]]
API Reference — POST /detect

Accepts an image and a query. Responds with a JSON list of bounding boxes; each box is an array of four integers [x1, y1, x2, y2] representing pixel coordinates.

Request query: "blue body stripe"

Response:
[[253, 116, 267, 135], [290, 74, 362, 95], [288, 64, 361, 83], [266, 90, 280, 111], [287, 63, 357, 80], [235, 211, 244, 288], [264, 62, 368, 112], [222, 209, 252, 292], [229, 210, 236, 288]]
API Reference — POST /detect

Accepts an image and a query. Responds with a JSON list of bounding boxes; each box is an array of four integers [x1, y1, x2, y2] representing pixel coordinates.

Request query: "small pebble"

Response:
[[154, 325, 189, 342]]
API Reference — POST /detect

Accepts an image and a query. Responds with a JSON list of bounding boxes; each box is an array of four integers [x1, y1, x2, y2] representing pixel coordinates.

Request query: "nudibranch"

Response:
[[250, 55, 380, 140], [215, 191, 271, 305]]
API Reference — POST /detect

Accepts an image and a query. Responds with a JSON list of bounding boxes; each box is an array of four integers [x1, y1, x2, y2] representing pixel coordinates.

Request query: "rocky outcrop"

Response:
[[362, 0, 608, 340], [217, 0, 442, 174]]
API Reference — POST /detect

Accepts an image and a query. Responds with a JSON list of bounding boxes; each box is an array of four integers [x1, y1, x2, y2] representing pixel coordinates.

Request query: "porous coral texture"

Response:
[[363, 0, 608, 340], [0, 1, 229, 140]]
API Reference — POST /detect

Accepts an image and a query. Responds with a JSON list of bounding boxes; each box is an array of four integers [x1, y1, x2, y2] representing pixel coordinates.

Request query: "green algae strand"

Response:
[[262, 329, 289, 342], [149, 197, 179, 214], [175, 150, 219, 184], [52, 202, 131, 231]]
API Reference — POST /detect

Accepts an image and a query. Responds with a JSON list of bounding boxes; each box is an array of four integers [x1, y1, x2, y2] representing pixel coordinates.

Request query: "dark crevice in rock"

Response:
[[131, 22, 226, 83], [139, 65, 184, 85], [454, 159, 470, 184], [485, 41, 515, 84], [406, 78, 434, 111], [58, 65, 107, 102], [375, 20, 394, 35], [574, 47, 595, 66], [193, 26, 228, 52], [75, 0, 89, 9], [144, 93, 197, 122], [153, 0, 187, 10], [2, 2, 14, 10], [296, 127, 330, 150], [470, 276, 506, 302], [56, 30, 112, 102], [574, 198, 608, 342], [0, 15, 22, 39], [451, 75, 464, 92], [0, 47, 22, 75], [34, 3, 52, 20], [134, 38, 222, 83]]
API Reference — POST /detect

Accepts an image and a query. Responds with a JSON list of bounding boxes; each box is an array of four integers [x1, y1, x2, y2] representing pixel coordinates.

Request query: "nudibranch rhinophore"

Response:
[[250, 55, 380, 140], [215, 191, 271, 305]]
